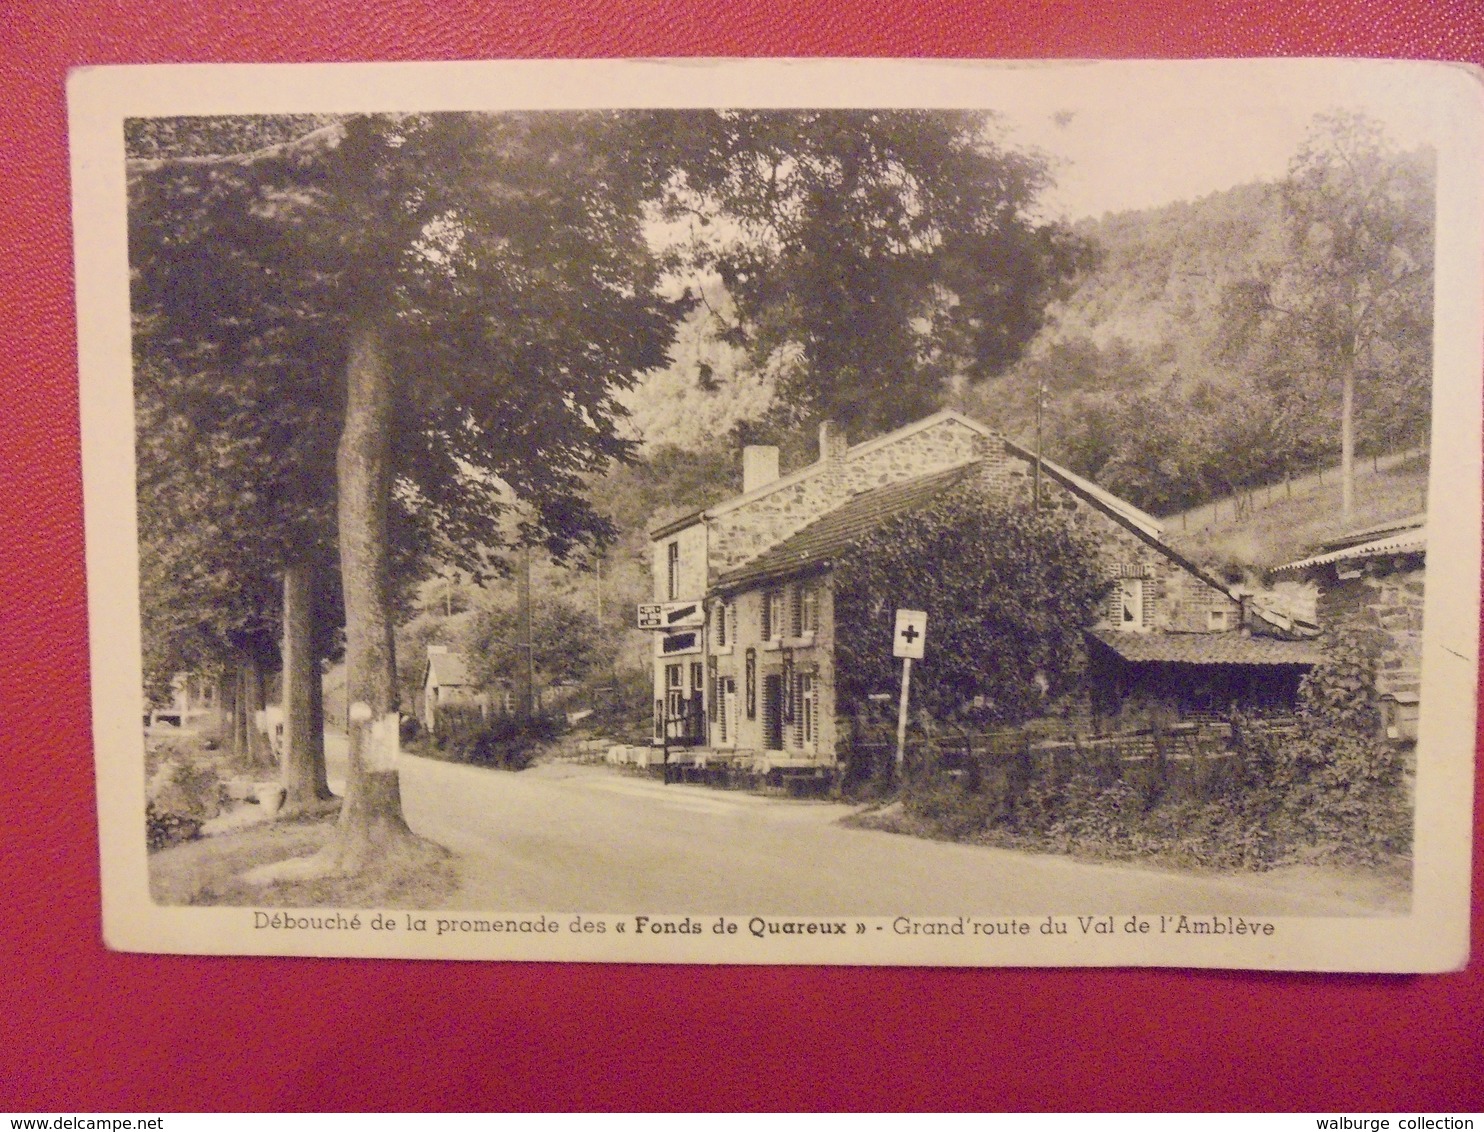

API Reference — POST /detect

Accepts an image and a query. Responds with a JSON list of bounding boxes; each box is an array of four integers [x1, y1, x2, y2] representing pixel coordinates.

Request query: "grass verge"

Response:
[[150, 813, 460, 908]]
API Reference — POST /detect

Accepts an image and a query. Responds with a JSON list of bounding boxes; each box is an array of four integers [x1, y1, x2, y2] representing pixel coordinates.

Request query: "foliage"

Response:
[[147, 803, 204, 851], [659, 110, 1088, 439], [460, 599, 617, 691], [129, 111, 687, 584], [145, 741, 227, 851], [425, 704, 559, 771], [1261, 629, 1412, 862], [1220, 112, 1434, 513], [877, 628, 1409, 870], [955, 120, 1432, 522], [832, 486, 1107, 726], [580, 664, 656, 745]]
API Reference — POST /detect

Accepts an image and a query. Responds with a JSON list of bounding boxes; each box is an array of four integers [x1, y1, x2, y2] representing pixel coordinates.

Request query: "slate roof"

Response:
[[1088, 629, 1322, 667], [424, 652, 473, 687], [715, 462, 980, 591], [649, 409, 1163, 541]]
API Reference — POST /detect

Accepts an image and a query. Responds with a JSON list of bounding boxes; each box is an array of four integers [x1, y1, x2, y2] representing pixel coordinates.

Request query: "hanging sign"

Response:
[[637, 601, 705, 630]]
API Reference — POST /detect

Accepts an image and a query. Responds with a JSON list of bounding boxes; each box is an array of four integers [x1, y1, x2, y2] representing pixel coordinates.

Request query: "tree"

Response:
[[461, 599, 617, 695], [832, 486, 1107, 726], [135, 352, 328, 777], [659, 111, 1087, 440], [1223, 112, 1434, 523], [129, 112, 688, 874]]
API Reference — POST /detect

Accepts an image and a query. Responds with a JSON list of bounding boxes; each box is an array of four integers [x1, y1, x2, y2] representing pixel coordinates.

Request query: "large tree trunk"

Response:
[[243, 653, 274, 770], [280, 563, 335, 814], [327, 314, 414, 868], [219, 670, 238, 758], [231, 660, 252, 762]]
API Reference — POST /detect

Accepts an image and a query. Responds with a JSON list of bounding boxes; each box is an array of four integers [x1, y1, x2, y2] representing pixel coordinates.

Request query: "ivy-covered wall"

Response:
[[832, 486, 1108, 727]]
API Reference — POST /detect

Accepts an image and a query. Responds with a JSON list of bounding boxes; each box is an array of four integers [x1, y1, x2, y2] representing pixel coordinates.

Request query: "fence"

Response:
[[845, 715, 1300, 805]]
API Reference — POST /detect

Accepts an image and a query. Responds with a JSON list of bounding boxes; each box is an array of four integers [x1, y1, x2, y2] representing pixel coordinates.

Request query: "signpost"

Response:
[[892, 609, 927, 772]]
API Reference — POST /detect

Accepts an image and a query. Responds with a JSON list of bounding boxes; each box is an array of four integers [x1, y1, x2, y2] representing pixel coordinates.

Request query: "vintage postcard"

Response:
[[70, 58, 1481, 969]]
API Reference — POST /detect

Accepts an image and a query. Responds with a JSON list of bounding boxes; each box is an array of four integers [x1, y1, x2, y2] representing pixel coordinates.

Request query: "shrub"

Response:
[[146, 803, 203, 851], [890, 626, 1413, 873], [1237, 629, 1411, 865], [429, 705, 562, 771], [144, 754, 224, 851]]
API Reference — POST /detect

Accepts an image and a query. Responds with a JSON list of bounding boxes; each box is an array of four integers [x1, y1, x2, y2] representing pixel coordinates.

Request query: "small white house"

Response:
[[420, 645, 485, 732]]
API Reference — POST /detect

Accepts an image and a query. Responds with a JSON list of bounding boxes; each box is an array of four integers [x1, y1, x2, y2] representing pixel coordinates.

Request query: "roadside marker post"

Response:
[[892, 610, 927, 772]]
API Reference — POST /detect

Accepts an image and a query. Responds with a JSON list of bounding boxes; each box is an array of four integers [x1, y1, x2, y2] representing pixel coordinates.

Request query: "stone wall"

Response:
[[1030, 476, 1239, 634], [706, 417, 991, 578], [1316, 558, 1425, 699]]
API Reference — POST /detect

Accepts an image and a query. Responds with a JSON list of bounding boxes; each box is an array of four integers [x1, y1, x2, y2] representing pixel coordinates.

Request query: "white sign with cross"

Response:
[[893, 609, 927, 659]]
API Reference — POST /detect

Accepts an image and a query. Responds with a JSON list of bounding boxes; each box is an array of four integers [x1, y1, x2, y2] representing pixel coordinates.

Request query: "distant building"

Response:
[[1272, 514, 1426, 743], [419, 646, 486, 731], [647, 410, 1318, 778], [145, 672, 221, 731]]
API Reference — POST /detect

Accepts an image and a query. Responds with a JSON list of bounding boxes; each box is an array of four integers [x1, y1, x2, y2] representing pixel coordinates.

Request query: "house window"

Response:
[[717, 677, 737, 744], [764, 588, 786, 641], [801, 672, 816, 747], [713, 601, 729, 649], [800, 584, 819, 635], [781, 652, 795, 723], [1116, 577, 1146, 632], [1209, 608, 1228, 631], [790, 672, 817, 751], [666, 542, 680, 600]]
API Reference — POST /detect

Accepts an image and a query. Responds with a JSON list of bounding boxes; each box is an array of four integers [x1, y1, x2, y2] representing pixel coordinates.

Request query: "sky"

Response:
[[971, 59, 1452, 221]]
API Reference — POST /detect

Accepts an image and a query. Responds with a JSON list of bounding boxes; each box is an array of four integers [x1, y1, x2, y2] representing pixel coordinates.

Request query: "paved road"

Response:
[[373, 752, 1402, 917]]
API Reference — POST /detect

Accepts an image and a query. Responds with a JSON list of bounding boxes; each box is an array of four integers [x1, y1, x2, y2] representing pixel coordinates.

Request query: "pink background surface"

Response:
[[3, 1, 1482, 1111]]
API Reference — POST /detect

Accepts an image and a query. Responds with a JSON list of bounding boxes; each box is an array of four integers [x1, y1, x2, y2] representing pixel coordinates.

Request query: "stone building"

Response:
[[645, 410, 1320, 778], [1272, 515, 1427, 743]]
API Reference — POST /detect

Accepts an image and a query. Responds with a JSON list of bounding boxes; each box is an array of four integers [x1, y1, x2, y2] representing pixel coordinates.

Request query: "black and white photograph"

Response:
[[71, 58, 1481, 968]]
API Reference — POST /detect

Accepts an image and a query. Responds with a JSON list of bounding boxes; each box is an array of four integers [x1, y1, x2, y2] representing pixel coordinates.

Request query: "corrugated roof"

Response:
[[1318, 513, 1427, 552], [716, 462, 979, 590], [425, 652, 473, 687], [1088, 629, 1322, 667], [1273, 528, 1427, 574]]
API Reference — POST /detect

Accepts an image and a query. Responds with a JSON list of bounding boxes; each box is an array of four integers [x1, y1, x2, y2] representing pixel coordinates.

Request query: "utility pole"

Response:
[[1033, 381, 1046, 509], [518, 544, 535, 718]]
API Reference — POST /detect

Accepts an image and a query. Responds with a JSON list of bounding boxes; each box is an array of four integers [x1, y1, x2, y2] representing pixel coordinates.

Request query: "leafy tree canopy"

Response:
[[129, 111, 692, 576], [655, 110, 1088, 440]]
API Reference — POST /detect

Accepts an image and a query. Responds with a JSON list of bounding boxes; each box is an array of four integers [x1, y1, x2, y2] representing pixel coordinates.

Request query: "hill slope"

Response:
[[1163, 451, 1428, 574]]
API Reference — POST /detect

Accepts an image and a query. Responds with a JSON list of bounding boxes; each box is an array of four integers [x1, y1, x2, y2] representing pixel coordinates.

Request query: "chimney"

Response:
[[742, 445, 780, 494], [817, 420, 848, 464]]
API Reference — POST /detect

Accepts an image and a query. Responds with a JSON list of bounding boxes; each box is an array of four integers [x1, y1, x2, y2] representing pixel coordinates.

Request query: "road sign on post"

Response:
[[893, 609, 927, 659], [892, 609, 927, 772]]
